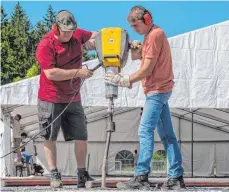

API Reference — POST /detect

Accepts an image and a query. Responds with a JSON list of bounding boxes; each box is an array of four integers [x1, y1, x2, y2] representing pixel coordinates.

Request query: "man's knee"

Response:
[[138, 124, 156, 137], [160, 135, 176, 142], [75, 140, 87, 146], [44, 140, 56, 147]]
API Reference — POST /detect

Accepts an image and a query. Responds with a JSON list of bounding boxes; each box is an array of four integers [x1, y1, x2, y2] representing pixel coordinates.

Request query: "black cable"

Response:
[[0, 62, 103, 159]]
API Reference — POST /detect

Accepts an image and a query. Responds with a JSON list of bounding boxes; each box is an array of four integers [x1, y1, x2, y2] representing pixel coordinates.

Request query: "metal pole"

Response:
[[178, 117, 181, 148], [87, 154, 90, 172], [2, 113, 12, 177], [214, 144, 216, 177], [101, 132, 112, 188], [101, 98, 115, 188], [191, 111, 194, 177]]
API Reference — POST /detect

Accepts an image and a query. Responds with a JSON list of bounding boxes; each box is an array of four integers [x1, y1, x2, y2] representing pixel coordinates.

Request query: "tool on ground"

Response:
[[94, 27, 129, 188]]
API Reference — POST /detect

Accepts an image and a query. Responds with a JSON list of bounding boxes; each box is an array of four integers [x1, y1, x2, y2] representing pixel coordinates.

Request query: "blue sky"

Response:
[[2, 1, 229, 41]]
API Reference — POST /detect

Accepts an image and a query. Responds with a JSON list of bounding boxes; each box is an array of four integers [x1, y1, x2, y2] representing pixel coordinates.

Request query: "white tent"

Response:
[[1, 20, 229, 177]]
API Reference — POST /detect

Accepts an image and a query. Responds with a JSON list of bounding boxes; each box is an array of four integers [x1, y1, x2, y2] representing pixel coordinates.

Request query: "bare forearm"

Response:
[[130, 69, 151, 84], [84, 32, 98, 51], [130, 58, 156, 84], [45, 68, 79, 81], [90, 31, 98, 39]]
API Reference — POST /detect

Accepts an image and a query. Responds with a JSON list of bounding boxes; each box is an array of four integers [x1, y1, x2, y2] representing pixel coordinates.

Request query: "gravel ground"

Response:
[[1, 186, 229, 192]]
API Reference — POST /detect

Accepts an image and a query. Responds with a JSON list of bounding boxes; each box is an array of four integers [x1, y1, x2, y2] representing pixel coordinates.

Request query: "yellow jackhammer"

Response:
[[94, 27, 129, 188]]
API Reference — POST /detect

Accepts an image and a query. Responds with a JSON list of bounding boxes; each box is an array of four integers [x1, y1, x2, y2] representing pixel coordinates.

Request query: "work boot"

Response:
[[116, 174, 150, 190], [50, 169, 63, 188], [160, 175, 186, 190], [77, 169, 94, 188]]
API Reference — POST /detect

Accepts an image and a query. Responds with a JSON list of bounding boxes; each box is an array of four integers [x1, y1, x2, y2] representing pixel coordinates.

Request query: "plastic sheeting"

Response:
[[31, 109, 229, 176], [216, 143, 229, 176], [181, 143, 215, 177], [1, 20, 229, 108], [0, 116, 12, 177]]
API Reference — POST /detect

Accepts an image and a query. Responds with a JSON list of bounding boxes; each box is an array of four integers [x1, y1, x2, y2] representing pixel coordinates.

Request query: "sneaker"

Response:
[[77, 170, 94, 188], [50, 171, 63, 188], [116, 175, 150, 190], [161, 175, 186, 190]]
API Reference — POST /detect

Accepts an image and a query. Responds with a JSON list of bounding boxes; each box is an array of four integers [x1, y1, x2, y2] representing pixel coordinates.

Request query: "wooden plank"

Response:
[[1, 177, 229, 188]]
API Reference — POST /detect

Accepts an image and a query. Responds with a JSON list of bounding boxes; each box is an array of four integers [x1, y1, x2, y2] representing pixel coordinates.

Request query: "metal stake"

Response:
[[101, 98, 115, 188]]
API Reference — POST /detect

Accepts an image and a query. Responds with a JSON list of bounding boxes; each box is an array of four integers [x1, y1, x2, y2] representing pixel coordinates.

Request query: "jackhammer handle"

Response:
[[90, 62, 103, 72], [104, 55, 119, 59]]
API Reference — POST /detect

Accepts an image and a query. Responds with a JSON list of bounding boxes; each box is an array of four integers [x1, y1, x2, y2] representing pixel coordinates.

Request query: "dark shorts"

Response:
[[37, 99, 87, 141]]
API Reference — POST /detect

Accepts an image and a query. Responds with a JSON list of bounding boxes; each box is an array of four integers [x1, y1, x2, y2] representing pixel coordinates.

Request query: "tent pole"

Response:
[[191, 111, 194, 177], [178, 117, 181, 148], [1, 112, 12, 177]]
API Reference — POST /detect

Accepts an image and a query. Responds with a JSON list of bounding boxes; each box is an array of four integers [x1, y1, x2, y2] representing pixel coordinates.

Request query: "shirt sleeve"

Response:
[[75, 28, 92, 44], [36, 39, 56, 70], [144, 31, 163, 59]]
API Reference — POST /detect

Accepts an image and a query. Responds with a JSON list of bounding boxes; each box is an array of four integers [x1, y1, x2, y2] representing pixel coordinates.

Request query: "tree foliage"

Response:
[[1, 4, 96, 85]]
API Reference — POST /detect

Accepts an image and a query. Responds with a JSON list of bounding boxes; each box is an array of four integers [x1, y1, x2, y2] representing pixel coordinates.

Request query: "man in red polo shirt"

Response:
[[36, 10, 96, 188]]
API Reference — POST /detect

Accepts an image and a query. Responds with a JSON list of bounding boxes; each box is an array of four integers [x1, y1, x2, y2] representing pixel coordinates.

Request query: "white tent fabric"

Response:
[[1, 105, 229, 177], [28, 110, 229, 176], [1, 20, 229, 108]]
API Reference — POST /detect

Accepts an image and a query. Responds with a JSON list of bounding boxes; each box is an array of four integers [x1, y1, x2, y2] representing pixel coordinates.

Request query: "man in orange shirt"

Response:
[[105, 5, 185, 190]]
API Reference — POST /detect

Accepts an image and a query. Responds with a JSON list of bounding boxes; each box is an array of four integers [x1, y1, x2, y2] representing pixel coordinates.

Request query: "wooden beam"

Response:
[[1, 177, 229, 188]]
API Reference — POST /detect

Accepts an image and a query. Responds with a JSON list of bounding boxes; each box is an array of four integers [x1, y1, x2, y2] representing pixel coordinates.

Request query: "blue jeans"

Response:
[[134, 92, 184, 178], [22, 151, 32, 164]]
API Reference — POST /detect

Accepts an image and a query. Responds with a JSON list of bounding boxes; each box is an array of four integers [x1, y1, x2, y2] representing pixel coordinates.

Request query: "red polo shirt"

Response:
[[36, 29, 92, 103]]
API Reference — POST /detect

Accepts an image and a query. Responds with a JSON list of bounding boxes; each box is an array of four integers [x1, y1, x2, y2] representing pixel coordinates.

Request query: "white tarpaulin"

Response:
[[1, 20, 229, 108]]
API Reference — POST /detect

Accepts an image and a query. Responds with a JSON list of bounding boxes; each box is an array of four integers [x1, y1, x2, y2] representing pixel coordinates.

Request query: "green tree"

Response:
[[42, 5, 56, 33], [1, 5, 8, 26], [1, 22, 12, 84], [26, 28, 40, 78], [153, 150, 166, 160], [26, 63, 40, 78], [12, 76, 21, 82], [89, 52, 97, 60], [82, 49, 91, 62], [83, 50, 98, 62], [1, 2, 34, 84], [0, 5, 11, 84], [35, 21, 46, 43], [27, 26, 39, 76]]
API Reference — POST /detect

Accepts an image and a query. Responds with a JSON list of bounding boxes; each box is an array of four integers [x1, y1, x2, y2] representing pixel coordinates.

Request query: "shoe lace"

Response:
[[78, 172, 85, 180]]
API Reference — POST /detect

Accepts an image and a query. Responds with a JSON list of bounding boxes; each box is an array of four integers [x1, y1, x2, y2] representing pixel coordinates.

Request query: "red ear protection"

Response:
[[143, 12, 152, 25], [131, 5, 152, 25], [52, 24, 60, 36]]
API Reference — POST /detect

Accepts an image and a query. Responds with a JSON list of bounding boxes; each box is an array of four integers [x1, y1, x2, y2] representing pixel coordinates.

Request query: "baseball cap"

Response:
[[55, 10, 77, 31]]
